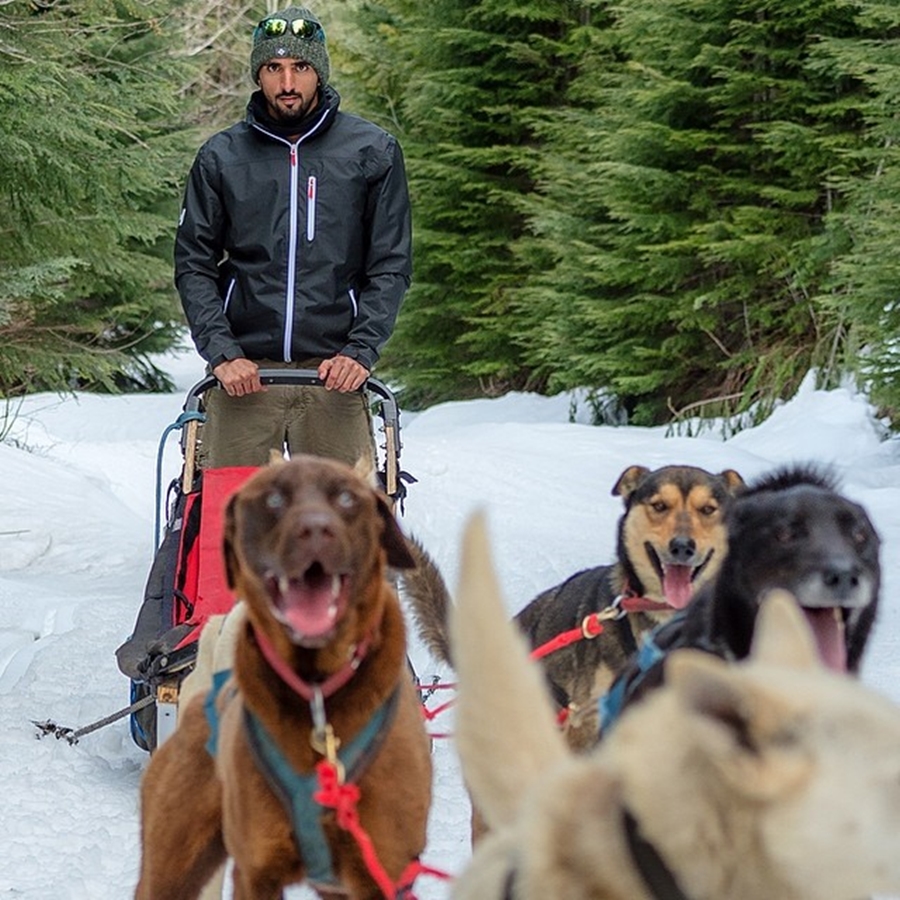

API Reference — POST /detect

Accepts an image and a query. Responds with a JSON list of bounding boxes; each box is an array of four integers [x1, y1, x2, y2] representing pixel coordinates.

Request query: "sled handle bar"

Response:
[[178, 369, 403, 498]]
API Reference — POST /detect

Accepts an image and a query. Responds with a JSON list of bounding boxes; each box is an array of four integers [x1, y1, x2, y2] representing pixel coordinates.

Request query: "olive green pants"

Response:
[[199, 360, 376, 470]]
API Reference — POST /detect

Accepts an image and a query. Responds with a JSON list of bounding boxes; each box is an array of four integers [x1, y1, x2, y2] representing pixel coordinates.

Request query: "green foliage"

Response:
[[0, 0, 197, 396], [510, 0, 893, 424], [6, 0, 900, 427], [334, 0, 900, 426], [336, 0, 583, 407]]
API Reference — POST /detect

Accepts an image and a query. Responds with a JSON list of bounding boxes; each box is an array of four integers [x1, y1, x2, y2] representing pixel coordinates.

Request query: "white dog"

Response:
[[450, 512, 900, 900]]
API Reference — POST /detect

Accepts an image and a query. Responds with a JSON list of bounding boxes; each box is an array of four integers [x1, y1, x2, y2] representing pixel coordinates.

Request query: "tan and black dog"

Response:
[[403, 463, 744, 752], [135, 456, 432, 900]]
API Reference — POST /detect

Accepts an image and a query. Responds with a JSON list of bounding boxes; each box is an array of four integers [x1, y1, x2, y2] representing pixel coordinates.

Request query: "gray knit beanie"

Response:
[[250, 7, 330, 85]]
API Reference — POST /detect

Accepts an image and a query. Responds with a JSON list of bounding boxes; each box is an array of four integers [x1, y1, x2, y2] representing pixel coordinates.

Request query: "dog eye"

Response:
[[265, 490, 286, 511], [650, 501, 668, 513], [335, 489, 357, 511], [698, 504, 718, 516]]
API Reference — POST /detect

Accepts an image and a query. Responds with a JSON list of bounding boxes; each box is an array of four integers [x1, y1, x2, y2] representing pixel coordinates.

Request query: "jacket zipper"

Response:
[[249, 115, 331, 363], [223, 277, 236, 314], [284, 143, 300, 362]]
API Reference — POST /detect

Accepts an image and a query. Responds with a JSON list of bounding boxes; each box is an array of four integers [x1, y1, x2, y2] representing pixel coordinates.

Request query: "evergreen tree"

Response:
[[810, 4, 900, 421], [0, 0, 197, 395], [338, 0, 583, 407], [514, 0, 894, 424]]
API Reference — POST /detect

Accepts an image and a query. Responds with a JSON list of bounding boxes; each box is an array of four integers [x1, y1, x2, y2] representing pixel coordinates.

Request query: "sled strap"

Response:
[[154, 410, 206, 547]]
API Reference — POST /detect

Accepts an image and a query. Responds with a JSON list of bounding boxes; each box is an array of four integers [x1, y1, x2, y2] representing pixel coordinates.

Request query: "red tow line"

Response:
[[314, 759, 453, 898], [419, 593, 672, 732]]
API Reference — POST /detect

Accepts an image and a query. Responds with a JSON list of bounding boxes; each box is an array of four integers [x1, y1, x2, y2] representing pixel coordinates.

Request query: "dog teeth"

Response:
[[279, 575, 291, 596], [331, 574, 341, 598]]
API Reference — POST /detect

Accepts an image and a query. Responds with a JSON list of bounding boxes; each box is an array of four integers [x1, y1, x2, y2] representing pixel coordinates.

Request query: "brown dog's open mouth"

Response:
[[264, 563, 351, 646], [803, 607, 847, 671]]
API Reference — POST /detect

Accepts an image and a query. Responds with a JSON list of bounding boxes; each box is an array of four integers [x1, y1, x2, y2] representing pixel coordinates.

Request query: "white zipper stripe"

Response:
[[307, 176, 317, 242], [223, 278, 236, 314], [284, 143, 299, 362]]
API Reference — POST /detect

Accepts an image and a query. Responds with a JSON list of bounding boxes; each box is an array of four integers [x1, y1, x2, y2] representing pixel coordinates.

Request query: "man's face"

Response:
[[258, 58, 319, 123]]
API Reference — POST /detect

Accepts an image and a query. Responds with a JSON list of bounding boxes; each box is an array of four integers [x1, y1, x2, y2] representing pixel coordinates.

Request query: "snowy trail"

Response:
[[1, 352, 900, 899]]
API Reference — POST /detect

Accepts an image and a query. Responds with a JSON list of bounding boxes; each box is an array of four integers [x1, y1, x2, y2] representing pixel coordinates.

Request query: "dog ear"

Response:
[[612, 465, 650, 500], [719, 468, 746, 494], [375, 493, 417, 569], [750, 589, 819, 670], [222, 494, 240, 590], [667, 650, 810, 800]]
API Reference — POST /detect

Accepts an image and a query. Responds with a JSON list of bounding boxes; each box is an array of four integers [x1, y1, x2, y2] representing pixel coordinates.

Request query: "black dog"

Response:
[[601, 464, 881, 729]]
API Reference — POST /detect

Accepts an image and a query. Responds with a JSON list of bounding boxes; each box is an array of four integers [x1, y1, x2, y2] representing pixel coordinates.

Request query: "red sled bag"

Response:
[[116, 467, 255, 751]]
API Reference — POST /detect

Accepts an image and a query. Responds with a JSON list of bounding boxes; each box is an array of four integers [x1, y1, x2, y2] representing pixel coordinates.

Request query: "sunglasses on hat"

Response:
[[253, 16, 325, 43]]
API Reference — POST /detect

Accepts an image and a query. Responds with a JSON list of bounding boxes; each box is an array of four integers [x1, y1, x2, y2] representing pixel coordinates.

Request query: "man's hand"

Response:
[[318, 355, 369, 392], [212, 358, 265, 396]]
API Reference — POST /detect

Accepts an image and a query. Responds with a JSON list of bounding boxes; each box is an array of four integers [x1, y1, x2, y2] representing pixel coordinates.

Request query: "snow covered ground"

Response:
[[1, 344, 899, 899]]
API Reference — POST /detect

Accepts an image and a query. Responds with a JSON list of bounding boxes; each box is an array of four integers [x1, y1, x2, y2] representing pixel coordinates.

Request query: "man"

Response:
[[175, 6, 412, 468]]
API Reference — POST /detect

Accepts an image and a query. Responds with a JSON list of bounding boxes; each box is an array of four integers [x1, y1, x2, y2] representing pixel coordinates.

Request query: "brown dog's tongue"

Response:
[[285, 590, 335, 637], [278, 574, 341, 640], [804, 608, 847, 671], [662, 565, 693, 609]]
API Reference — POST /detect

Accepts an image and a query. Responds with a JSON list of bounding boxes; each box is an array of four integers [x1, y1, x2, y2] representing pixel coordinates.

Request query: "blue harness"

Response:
[[599, 633, 665, 733], [204, 670, 400, 888]]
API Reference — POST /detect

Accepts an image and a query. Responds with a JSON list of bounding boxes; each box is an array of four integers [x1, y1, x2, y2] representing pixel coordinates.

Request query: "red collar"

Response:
[[616, 594, 673, 613], [615, 581, 675, 614], [252, 624, 371, 702]]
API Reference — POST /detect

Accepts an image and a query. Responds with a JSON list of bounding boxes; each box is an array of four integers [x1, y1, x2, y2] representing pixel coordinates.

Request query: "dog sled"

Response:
[[114, 368, 412, 752]]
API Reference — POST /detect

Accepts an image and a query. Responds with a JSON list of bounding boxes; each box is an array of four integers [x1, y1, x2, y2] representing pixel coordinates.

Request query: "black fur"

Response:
[[604, 464, 881, 726]]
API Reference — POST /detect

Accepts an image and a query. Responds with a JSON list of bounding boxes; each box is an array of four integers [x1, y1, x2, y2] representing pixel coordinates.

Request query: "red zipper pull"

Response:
[[291, 146, 297, 166]]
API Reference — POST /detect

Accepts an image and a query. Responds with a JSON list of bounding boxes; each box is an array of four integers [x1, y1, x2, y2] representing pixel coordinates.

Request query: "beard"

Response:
[[271, 92, 317, 122]]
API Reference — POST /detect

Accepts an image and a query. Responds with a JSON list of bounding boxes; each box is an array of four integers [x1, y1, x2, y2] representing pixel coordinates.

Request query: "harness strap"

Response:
[[502, 865, 518, 900], [498, 808, 691, 900], [598, 633, 665, 733], [243, 684, 402, 888], [623, 806, 692, 900]]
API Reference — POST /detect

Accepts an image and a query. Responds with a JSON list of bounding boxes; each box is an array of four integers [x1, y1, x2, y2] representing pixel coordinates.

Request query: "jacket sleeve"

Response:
[[174, 145, 244, 367], [340, 137, 412, 372]]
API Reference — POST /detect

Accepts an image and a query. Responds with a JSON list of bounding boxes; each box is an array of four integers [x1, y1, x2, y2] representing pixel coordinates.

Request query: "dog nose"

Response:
[[297, 510, 336, 545], [668, 535, 697, 563], [822, 562, 861, 598]]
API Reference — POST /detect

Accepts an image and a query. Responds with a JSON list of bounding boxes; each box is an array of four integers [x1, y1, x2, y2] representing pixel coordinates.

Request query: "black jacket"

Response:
[[174, 87, 412, 371]]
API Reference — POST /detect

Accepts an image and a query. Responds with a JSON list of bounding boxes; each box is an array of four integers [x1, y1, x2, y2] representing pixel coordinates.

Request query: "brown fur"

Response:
[[451, 513, 900, 900], [135, 456, 432, 900]]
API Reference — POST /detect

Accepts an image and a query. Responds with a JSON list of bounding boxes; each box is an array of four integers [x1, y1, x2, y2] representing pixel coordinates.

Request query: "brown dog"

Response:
[[135, 456, 432, 900]]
